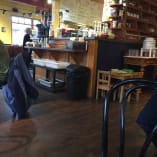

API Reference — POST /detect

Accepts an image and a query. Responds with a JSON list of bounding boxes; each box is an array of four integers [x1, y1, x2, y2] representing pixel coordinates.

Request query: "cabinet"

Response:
[[109, 0, 157, 41]]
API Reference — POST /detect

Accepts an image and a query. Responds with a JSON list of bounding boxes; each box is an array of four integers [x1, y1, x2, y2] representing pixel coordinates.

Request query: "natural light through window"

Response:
[[12, 16, 41, 45]]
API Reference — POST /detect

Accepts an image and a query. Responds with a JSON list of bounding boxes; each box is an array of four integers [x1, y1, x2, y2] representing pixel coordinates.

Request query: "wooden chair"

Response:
[[101, 78, 157, 157], [132, 72, 144, 101], [126, 72, 144, 102], [96, 70, 112, 100]]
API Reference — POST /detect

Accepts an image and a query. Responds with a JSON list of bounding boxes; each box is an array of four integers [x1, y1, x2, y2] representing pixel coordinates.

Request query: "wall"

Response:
[[0, 11, 11, 44], [0, 0, 104, 44], [11, 0, 51, 10], [97, 39, 142, 70], [60, 0, 103, 26], [0, 0, 36, 44]]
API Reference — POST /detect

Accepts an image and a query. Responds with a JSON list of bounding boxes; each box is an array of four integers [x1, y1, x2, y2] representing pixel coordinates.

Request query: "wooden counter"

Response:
[[26, 38, 144, 98], [25, 39, 98, 98]]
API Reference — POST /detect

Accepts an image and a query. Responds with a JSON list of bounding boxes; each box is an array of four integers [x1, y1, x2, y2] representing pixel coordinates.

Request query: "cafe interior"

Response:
[[0, 0, 157, 157]]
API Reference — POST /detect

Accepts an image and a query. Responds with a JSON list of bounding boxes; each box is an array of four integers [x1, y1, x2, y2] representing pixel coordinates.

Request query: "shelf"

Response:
[[32, 64, 66, 93], [111, 28, 122, 31], [109, 16, 122, 20], [36, 80, 65, 92], [25, 46, 87, 53], [109, 0, 157, 41], [126, 28, 139, 33], [142, 0, 157, 7], [125, 15, 139, 20], [110, 3, 123, 8], [139, 30, 157, 36], [140, 8, 157, 17], [126, 4, 140, 11], [138, 19, 157, 26]]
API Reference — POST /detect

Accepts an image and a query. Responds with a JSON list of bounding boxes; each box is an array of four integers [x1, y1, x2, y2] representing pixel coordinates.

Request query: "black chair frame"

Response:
[[101, 78, 157, 157]]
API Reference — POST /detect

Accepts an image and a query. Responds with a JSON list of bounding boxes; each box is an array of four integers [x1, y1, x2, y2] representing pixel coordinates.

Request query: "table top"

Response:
[[124, 56, 157, 59], [111, 71, 143, 80], [124, 56, 157, 68]]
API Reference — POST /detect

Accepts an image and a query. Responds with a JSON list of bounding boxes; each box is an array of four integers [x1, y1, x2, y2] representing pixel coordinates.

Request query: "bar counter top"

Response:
[[24, 46, 86, 53]]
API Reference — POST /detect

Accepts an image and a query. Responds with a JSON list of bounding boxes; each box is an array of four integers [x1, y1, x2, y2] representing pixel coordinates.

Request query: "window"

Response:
[[12, 16, 41, 45], [32, 19, 41, 38]]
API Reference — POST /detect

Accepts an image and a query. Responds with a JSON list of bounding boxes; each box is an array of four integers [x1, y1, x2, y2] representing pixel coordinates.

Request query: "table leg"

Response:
[[52, 71, 56, 92], [140, 67, 145, 76], [32, 65, 35, 81], [119, 86, 124, 103]]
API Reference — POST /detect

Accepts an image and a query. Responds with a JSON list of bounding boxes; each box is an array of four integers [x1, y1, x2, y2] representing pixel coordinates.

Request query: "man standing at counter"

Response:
[[22, 27, 32, 68]]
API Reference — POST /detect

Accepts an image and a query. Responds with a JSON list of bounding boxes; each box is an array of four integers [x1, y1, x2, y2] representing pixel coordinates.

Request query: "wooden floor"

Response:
[[0, 89, 157, 157]]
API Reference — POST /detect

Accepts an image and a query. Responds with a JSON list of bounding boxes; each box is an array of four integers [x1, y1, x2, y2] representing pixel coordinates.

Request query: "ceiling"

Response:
[[12, 0, 51, 10], [12, 0, 104, 7], [11, 0, 104, 12], [91, 0, 104, 3]]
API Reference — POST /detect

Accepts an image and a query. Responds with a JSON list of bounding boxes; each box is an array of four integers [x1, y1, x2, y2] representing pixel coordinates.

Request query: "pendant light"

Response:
[[47, 0, 52, 4]]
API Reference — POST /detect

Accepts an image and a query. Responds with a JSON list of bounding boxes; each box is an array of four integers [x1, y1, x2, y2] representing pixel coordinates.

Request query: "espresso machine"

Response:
[[36, 10, 51, 47]]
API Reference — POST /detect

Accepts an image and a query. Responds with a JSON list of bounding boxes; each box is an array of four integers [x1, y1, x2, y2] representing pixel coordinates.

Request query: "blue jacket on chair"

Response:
[[2, 53, 38, 119], [136, 90, 157, 133]]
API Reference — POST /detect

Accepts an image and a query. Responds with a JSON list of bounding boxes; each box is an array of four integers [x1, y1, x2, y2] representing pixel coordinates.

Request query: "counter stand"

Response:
[[32, 64, 66, 92]]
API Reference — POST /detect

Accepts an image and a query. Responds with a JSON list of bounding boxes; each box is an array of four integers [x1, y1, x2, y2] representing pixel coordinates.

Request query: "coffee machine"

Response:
[[36, 10, 51, 47]]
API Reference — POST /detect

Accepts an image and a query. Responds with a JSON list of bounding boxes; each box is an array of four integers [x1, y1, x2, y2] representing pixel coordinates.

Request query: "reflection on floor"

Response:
[[0, 89, 157, 157]]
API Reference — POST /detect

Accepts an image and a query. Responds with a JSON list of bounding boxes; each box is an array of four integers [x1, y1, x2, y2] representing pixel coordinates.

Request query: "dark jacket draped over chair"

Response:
[[136, 90, 157, 133], [2, 53, 38, 119]]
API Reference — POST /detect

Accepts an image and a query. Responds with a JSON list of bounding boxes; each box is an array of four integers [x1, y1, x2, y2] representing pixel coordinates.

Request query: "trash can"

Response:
[[66, 64, 89, 100]]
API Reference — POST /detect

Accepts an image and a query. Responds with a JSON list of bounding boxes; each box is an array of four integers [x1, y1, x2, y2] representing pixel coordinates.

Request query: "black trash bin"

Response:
[[66, 64, 89, 100]]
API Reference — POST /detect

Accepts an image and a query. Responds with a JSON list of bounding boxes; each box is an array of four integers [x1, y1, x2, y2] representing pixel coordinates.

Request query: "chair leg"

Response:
[[113, 91, 116, 101], [96, 89, 98, 100], [96, 88, 100, 100], [102, 90, 106, 97], [139, 134, 153, 157], [127, 94, 131, 103], [139, 125, 157, 157], [136, 89, 141, 102], [119, 86, 124, 103], [113, 90, 118, 101]]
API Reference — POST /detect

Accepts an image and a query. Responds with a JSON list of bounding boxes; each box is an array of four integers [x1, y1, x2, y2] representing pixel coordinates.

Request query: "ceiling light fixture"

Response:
[[47, 0, 52, 4]]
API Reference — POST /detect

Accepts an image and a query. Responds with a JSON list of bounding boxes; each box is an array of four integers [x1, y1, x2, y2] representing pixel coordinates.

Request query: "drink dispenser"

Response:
[[36, 24, 50, 47]]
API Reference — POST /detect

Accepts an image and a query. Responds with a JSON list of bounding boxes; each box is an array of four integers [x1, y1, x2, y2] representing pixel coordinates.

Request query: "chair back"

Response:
[[97, 70, 111, 89], [96, 70, 111, 99], [101, 78, 157, 157]]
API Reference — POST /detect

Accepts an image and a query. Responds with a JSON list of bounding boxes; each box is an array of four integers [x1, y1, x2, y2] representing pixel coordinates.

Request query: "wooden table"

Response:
[[124, 56, 157, 72], [111, 71, 143, 102]]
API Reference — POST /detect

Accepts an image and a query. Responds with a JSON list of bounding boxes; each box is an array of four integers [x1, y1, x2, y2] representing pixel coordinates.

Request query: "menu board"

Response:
[[60, 0, 103, 26]]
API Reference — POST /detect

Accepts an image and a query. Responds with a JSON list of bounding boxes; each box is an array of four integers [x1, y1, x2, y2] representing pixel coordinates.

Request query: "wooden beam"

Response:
[[91, 0, 104, 4]]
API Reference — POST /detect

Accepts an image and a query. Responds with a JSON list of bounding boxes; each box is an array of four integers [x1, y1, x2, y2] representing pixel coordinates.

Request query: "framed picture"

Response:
[[1, 27, 6, 32]]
